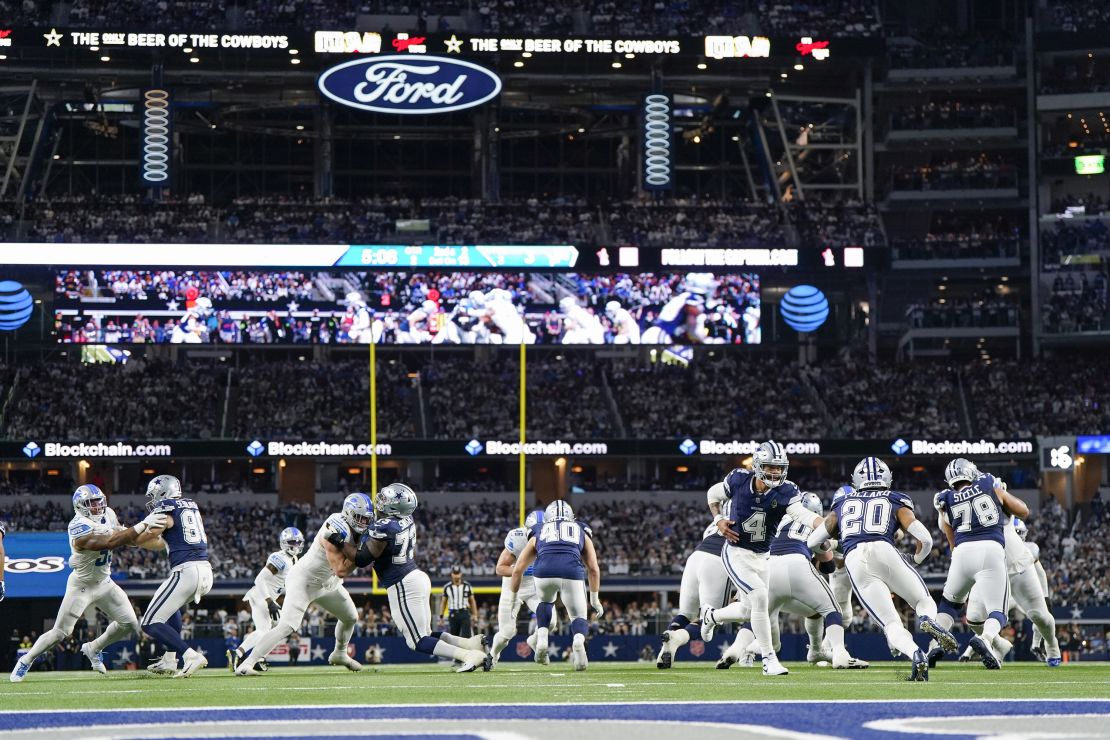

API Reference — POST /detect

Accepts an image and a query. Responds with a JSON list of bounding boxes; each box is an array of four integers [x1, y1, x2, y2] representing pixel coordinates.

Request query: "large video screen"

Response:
[[54, 269, 760, 345]]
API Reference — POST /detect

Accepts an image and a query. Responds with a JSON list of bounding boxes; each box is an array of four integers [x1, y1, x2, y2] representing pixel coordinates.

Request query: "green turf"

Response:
[[2, 661, 1109, 711]]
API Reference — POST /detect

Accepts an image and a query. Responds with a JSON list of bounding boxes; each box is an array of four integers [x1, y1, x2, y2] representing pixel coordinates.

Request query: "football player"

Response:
[[11, 485, 167, 682], [559, 296, 606, 344], [169, 297, 212, 344], [656, 482, 730, 669], [490, 510, 559, 665], [345, 291, 379, 344], [698, 441, 826, 676], [808, 457, 957, 682], [235, 495, 367, 675], [510, 500, 602, 671], [230, 527, 305, 671], [605, 301, 641, 344], [931, 458, 1029, 670], [481, 289, 535, 344], [1010, 518, 1061, 664], [641, 272, 718, 344], [333, 484, 491, 672], [141, 475, 214, 677]]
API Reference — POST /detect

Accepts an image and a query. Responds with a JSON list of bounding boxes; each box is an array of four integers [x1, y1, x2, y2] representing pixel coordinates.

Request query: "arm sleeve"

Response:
[[254, 567, 280, 601], [785, 501, 817, 525], [906, 520, 933, 563], [707, 482, 727, 507], [807, 525, 831, 551]]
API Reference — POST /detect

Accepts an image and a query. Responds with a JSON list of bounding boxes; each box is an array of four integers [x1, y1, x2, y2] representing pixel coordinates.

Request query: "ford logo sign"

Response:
[[317, 55, 502, 115]]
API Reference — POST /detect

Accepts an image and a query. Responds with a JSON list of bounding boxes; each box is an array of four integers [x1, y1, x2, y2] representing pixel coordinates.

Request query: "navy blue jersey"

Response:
[[694, 523, 727, 556], [152, 498, 208, 567], [366, 516, 418, 588], [934, 472, 1005, 547], [832, 488, 913, 556], [769, 516, 813, 557], [531, 519, 587, 580], [721, 468, 802, 553]]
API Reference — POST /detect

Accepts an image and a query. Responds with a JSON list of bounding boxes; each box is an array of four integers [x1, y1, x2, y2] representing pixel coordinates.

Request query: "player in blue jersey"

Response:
[[808, 457, 957, 682], [10, 485, 168, 683], [490, 510, 558, 665], [656, 481, 731, 669], [141, 475, 214, 678], [510, 500, 603, 671], [235, 494, 367, 676], [931, 458, 1029, 669], [699, 441, 825, 676], [333, 484, 491, 672]]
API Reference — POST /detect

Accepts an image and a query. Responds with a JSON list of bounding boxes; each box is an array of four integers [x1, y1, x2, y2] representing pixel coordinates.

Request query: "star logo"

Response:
[[1071, 606, 1083, 619], [116, 646, 134, 665], [22, 441, 40, 458], [891, 438, 909, 456], [465, 439, 483, 456], [679, 438, 697, 455], [548, 644, 562, 661], [166, 299, 180, 312], [444, 34, 463, 54], [246, 440, 264, 457], [43, 28, 62, 46], [287, 301, 300, 313], [310, 642, 327, 662], [602, 641, 619, 658]]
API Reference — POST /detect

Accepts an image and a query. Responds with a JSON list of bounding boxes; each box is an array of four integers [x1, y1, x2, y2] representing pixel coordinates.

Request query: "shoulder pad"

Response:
[[1026, 542, 1040, 560], [69, 519, 94, 537], [267, 552, 287, 571], [892, 491, 914, 509], [368, 518, 396, 539], [581, 523, 594, 538], [933, 491, 947, 509]]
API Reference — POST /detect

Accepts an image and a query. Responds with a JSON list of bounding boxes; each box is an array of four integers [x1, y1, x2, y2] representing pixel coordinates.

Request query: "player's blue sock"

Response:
[[415, 636, 439, 655], [143, 622, 188, 655], [683, 624, 700, 642], [987, 610, 1007, 626], [570, 618, 588, 637], [536, 602, 554, 629], [824, 612, 843, 628], [938, 598, 961, 620], [740, 622, 752, 632], [669, 615, 690, 631]]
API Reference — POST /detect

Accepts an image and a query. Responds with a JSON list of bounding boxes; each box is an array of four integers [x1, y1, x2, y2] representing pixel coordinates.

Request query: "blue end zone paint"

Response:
[[2, 701, 1108, 739]]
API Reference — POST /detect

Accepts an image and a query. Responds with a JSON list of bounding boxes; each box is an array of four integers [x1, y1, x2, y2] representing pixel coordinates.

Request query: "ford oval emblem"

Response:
[[317, 55, 502, 115]]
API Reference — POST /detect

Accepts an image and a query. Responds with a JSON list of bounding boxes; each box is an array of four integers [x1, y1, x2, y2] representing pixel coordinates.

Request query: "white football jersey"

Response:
[[295, 513, 356, 586], [1025, 541, 1041, 562], [611, 308, 640, 342], [504, 527, 529, 559], [264, 550, 297, 595], [487, 297, 532, 343], [1003, 520, 1035, 576], [67, 508, 122, 584]]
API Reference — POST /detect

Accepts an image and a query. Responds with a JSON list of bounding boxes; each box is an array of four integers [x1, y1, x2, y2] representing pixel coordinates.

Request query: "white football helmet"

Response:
[[377, 483, 418, 518], [194, 296, 213, 316], [683, 272, 717, 296], [145, 474, 182, 512], [341, 492, 374, 533], [605, 300, 621, 319], [559, 296, 579, 313], [279, 527, 305, 557], [545, 500, 574, 522], [345, 291, 364, 307], [1012, 517, 1028, 541], [72, 484, 107, 518], [800, 491, 823, 516], [944, 458, 979, 489], [852, 457, 892, 492], [752, 440, 789, 488]]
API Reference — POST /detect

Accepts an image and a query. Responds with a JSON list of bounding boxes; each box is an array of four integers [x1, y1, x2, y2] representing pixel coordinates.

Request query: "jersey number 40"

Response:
[[540, 521, 581, 544]]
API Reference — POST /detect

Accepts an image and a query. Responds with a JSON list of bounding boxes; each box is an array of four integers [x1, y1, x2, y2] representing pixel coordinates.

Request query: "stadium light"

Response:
[[100, 55, 110, 62]]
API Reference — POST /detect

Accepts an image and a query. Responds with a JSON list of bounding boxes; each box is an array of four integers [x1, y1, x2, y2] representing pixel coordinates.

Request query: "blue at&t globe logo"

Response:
[[780, 285, 829, 333], [0, 280, 33, 331]]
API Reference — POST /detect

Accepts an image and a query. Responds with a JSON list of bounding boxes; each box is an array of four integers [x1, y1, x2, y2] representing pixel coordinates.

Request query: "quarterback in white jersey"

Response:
[[231, 527, 305, 671], [489, 512, 559, 664], [605, 301, 641, 344], [235, 496, 368, 675], [169, 297, 212, 344], [11, 485, 168, 682]]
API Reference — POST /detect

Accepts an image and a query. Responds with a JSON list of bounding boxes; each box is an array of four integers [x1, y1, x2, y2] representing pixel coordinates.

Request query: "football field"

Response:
[[2, 662, 1109, 738]]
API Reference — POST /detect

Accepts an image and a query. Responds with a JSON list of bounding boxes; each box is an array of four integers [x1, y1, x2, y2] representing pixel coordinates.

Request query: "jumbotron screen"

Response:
[[53, 269, 760, 345]]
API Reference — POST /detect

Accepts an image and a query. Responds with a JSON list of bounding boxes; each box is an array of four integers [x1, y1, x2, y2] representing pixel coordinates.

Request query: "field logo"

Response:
[[780, 284, 828, 332], [0, 280, 33, 330], [318, 55, 502, 114]]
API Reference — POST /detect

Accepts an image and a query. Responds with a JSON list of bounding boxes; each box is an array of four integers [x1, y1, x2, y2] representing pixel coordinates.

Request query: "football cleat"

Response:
[[226, 650, 237, 673], [740, 651, 755, 668], [175, 650, 207, 678], [81, 643, 107, 675], [1031, 644, 1047, 662], [456, 649, 491, 673], [533, 629, 550, 666], [256, 658, 269, 673], [843, 656, 870, 669], [716, 653, 738, 670], [328, 652, 363, 672], [571, 642, 588, 672], [830, 647, 851, 669], [968, 636, 1000, 670], [761, 655, 789, 676], [918, 616, 958, 652], [807, 644, 833, 664], [699, 609, 719, 643], [1046, 657, 1062, 668], [926, 646, 946, 668], [9, 659, 30, 683], [908, 649, 929, 682], [656, 632, 674, 669], [147, 655, 177, 675]]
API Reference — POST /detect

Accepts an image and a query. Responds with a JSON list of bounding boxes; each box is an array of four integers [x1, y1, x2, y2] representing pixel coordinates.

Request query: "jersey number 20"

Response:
[[840, 499, 892, 537]]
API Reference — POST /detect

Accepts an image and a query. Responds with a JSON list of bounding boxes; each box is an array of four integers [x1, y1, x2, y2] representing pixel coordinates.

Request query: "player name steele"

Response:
[[467, 37, 680, 54]]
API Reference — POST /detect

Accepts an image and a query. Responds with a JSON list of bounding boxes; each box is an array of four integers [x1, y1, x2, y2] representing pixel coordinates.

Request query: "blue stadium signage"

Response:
[[317, 55, 502, 114]]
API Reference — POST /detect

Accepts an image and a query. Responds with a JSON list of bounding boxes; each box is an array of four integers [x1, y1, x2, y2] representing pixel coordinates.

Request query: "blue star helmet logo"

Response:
[[22, 441, 41, 458], [891, 438, 909, 456], [678, 438, 697, 456], [465, 439, 483, 456], [246, 440, 264, 457]]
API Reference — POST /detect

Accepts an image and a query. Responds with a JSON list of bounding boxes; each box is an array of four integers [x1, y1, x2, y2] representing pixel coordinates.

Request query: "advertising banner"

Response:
[[2, 532, 72, 598]]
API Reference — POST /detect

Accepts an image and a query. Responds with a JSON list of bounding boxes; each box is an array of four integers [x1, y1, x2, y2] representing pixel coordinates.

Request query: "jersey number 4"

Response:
[[840, 499, 892, 537]]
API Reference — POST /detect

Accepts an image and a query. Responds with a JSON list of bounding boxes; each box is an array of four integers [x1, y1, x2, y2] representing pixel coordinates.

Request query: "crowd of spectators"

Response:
[[1042, 270, 1107, 334], [20, 196, 211, 243], [906, 295, 1019, 329], [887, 32, 1016, 70], [57, 270, 319, 303], [1040, 2, 1110, 33], [892, 214, 1022, 261], [606, 198, 784, 248], [890, 155, 1019, 192], [1041, 220, 1110, 266], [889, 101, 1016, 131], [787, 196, 885, 248], [964, 356, 1110, 437]]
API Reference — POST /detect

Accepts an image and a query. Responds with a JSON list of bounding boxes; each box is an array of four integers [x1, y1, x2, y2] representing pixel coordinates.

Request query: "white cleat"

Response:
[[740, 651, 755, 668], [456, 649, 492, 673], [9, 659, 30, 683], [533, 629, 550, 665], [571, 642, 588, 672], [844, 656, 870, 669], [175, 651, 207, 678], [147, 656, 177, 675], [328, 652, 363, 672], [831, 647, 850, 669], [234, 661, 256, 676], [81, 643, 107, 675], [762, 655, 789, 676], [699, 608, 719, 643], [807, 645, 833, 665]]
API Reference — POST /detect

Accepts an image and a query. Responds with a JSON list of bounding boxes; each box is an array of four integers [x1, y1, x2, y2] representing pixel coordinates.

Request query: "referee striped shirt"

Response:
[[443, 581, 472, 611]]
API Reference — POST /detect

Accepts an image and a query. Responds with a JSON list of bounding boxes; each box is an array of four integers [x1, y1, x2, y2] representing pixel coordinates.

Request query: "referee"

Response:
[[441, 566, 477, 639]]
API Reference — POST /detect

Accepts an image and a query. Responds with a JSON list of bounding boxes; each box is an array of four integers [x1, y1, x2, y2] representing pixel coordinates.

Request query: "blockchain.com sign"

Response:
[[317, 55, 502, 114]]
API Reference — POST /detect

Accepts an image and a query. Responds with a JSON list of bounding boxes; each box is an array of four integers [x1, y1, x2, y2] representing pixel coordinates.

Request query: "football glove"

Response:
[[137, 512, 169, 533], [267, 600, 282, 622], [326, 531, 347, 549], [590, 592, 604, 620]]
